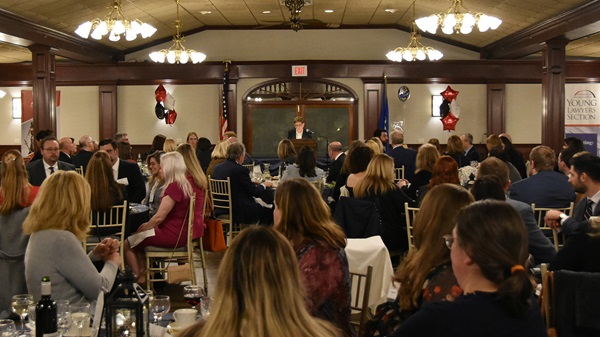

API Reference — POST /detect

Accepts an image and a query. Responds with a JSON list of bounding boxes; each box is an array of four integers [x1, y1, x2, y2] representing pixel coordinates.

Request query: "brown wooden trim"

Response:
[[0, 145, 21, 157], [29, 45, 56, 135], [364, 83, 382, 140], [99, 84, 118, 140], [486, 84, 505, 135], [542, 39, 568, 154], [482, 0, 600, 59]]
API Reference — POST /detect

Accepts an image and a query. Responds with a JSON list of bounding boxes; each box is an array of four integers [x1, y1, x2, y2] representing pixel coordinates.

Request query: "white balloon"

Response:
[[450, 100, 461, 117], [164, 92, 176, 110]]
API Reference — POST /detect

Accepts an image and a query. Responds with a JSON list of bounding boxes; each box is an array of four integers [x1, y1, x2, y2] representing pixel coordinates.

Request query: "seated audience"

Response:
[[206, 140, 229, 176], [117, 141, 135, 162], [339, 146, 374, 198], [365, 184, 472, 337], [549, 216, 600, 272], [332, 140, 369, 202], [500, 135, 527, 178], [281, 146, 325, 182], [563, 136, 586, 153], [366, 138, 384, 155], [124, 152, 205, 283], [277, 139, 298, 173], [488, 146, 522, 183], [27, 137, 76, 186], [0, 150, 39, 209], [427, 138, 441, 153], [86, 151, 125, 235], [98, 139, 146, 203], [196, 137, 214, 174], [417, 156, 459, 204], [186, 132, 199, 152], [390, 200, 547, 337], [509, 145, 575, 208], [143, 151, 165, 217], [485, 134, 503, 154], [326, 141, 345, 184], [179, 227, 339, 337], [401, 143, 439, 200], [163, 138, 177, 152], [176, 143, 209, 196], [444, 135, 469, 167], [387, 130, 417, 182], [354, 154, 415, 252], [460, 133, 480, 163], [73, 135, 95, 173], [274, 179, 354, 337], [211, 142, 273, 225], [24, 171, 121, 304], [145, 134, 167, 158]]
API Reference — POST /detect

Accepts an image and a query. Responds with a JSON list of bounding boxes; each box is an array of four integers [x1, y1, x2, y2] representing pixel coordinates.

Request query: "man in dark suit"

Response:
[[508, 145, 575, 208], [212, 142, 274, 225], [546, 153, 600, 236], [27, 137, 75, 186], [58, 137, 75, 164], [386, 129, 417, 182], [98, 139, 146, 203], [477, 157, 556, 264], [460, 133, 480, 162], [326, 141, 345, 183], [73, 135, 95, 173], [287, 116, 312, 139]]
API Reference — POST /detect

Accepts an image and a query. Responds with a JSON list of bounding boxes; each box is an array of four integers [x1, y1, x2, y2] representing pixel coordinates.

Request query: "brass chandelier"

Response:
[[415, 0, 502, 35]]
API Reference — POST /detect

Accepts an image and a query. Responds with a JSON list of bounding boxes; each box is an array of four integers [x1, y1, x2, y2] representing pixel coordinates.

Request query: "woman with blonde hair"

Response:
[[0, 150, 39, 213], [206, 140, 229, 176], [143, 151, 165, 216], [163, 138, 177, 152], [365, 184, 472, 337], [124, 152, 205, 283], [354, 154, 415, 252], [367, 137, 384, 155], [401, 143, 439, 200], [24, 171, 121, 303], [179, 226, 339, 337], [274, 178, 353, 337], [444, 135, 469, 167], [486, 134, 503, 153], [176, 143, 208, 191]]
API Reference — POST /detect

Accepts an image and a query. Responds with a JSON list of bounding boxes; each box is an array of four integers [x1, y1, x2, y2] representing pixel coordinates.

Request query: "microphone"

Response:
[[305, 129, 314, 134]]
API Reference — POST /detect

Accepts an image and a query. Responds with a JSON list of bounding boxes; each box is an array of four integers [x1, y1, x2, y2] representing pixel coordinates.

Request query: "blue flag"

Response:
[[378, 77, 390, 138]]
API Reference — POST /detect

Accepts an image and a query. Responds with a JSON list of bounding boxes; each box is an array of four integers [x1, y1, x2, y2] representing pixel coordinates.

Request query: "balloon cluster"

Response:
[[154, 84, 177, 125], [439, 86, 460, 131]]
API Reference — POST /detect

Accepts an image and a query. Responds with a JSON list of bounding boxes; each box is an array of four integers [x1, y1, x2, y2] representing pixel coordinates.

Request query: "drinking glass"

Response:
[[27, 305, 36, 331], [200, 297, 212, 318], [56, 300, 70, 337], [149, 295, 170, 324], [183, 285, 204, 309], [69, 303, 91, 337], [0, 319, 17, 337], [11, 294, 34, 330]]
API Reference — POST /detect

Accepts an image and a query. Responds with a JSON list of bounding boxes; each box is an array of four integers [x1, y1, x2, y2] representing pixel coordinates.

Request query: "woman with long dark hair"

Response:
[[281, 146, 324, 182]]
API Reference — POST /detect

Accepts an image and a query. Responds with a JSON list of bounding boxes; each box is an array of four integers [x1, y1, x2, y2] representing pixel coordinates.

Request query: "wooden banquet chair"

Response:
[[531, 202, 574, 251], [75, 166, 84, 175], [145, 194, 199, 292], [394, 166, 405, 183], [208, 176, 240, 244], [193, 194, 209, 295], [242, 162, 255, 172], [404, 202, 419, 253], [349, 265, 374, 337], [84, 201, 128, 269]]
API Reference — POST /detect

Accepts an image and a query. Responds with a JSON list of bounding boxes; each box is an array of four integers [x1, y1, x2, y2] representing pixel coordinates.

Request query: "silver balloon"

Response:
[[398, 86, 410, 102]]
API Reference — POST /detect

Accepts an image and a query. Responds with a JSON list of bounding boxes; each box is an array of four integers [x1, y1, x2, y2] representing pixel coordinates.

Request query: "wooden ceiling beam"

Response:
[[0, 8, 121, 63], [481, 0, 600, 59]]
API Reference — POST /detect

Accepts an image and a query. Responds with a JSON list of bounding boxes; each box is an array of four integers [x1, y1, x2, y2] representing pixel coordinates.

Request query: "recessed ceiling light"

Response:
[[262, 10, 271, 14], [384, 9, 398, 13], [200, 11, 212, 15], [324, 9, 334, 13]]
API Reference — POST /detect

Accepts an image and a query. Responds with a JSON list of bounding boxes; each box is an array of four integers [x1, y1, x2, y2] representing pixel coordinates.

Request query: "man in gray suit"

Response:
[[27, 137, 75, 186]]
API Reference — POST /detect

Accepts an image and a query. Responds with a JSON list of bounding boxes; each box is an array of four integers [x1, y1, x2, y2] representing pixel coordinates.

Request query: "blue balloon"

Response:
[[398, 86, 410, 102]]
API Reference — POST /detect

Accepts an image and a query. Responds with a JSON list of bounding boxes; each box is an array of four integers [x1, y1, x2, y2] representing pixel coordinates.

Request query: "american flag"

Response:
[[220, 61, 231, 140]]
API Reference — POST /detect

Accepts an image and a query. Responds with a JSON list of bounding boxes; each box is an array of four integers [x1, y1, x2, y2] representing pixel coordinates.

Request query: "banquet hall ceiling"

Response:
[[0, 0, 599, 63]]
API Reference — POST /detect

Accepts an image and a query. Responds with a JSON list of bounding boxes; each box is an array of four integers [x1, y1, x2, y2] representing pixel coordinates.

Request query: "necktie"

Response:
[[49, 166, 55, 174], [584, 199, 594, 220]]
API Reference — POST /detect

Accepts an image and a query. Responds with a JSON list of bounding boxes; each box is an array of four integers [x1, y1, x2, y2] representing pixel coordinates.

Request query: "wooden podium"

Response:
[[291, 139, 317, 154]]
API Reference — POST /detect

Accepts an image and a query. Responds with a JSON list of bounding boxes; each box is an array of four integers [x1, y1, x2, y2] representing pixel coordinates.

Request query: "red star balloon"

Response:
[[155, 84, 166, 103], [441, 112, 459, 131], [165, 109, 177, 125], [440, 86, 459, 103]]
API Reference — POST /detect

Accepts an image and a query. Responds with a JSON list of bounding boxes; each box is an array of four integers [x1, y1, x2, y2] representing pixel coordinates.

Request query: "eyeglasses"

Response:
[[442, 234, 454, 250]]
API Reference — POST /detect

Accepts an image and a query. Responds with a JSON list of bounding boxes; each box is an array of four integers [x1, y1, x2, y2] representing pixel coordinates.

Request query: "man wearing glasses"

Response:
[[27, 136, 75, 186]]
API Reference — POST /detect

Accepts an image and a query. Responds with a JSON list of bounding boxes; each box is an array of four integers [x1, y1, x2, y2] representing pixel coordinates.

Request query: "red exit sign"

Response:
[[292, 65, 308, 77]]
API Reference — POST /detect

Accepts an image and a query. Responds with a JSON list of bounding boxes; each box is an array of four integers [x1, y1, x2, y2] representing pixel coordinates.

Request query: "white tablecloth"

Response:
[[345, 236, 394, 310]]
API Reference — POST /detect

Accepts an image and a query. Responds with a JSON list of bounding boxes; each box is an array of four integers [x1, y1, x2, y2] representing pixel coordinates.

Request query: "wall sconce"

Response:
[[12, 97, 22, 119], [432, 95, 443, 117]]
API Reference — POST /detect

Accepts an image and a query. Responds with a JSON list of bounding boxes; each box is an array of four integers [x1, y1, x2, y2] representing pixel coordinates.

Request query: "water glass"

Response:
[[149, 295, 170, 324], [69, 303, 91, 337], [0, 319, 17, 337], [56, 300, 70, 337], [11, 294, 34, 330], [27, 305, 36, 331]]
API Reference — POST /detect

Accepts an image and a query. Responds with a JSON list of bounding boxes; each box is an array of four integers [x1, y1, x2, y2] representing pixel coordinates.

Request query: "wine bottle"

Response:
[[36, 276, 58, 337]]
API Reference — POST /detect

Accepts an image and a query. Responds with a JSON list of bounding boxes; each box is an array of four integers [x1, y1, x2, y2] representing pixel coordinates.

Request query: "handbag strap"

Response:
[[169, 194, 193, 259]]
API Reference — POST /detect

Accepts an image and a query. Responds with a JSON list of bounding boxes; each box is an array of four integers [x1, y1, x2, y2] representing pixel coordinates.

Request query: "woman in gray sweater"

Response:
[[23, 171, 121, 304]]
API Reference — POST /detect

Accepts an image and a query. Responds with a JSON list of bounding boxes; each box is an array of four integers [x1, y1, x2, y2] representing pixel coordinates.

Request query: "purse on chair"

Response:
[[166, 203, 193, 284], [202, 195, 227, 252]]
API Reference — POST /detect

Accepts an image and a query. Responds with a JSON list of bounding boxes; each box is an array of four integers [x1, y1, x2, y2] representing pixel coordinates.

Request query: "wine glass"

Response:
[[56, 300, 70, 337], [183, 285, 204, 309], [11, 294, 34, 330], [0, 319, 17, 337], [69, 303, 91, 337], [149, 295, 170, 324], [27, 304, 36, 331]]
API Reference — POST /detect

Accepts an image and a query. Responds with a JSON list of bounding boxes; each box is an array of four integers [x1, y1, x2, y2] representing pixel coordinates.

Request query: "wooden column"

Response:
[[486, 84, 505, 135], [28, 45, 56, 135], [364, 83, 382, 140], [542, 38, 568, 153], [99, 84, 118, 140]]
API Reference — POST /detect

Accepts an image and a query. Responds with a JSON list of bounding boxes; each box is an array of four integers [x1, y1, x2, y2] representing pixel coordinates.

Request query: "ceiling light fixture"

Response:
[[149, 0, 206, 64], [386, 2, 443, 62], [385, 9, 398, 14], [284, 0, 305, 31], [415, 0, 501, 35], [75, 0, 156, 41], [324, 9, 334, 13]]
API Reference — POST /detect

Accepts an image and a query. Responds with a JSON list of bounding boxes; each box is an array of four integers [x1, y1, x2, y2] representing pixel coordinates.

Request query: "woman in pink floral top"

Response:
[[275, 178, 355, 337]]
